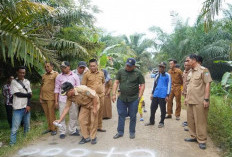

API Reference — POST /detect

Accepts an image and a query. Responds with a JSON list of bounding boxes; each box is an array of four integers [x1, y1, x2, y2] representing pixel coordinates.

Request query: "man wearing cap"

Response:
[[145, 62, 171, 128], [40, 62, 59, 135], [166, 59, 183, 120], [54, 61, 80, 139], [112, 58, 145, 139], [54, 82, 99, 144], [72, 61, 89, 83], [82, 59, 106, 132]]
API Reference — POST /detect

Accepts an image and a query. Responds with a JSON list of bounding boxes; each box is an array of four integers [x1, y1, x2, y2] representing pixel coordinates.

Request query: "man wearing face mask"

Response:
[[145, 62, 171, 128], [112, 58, 145, 139]]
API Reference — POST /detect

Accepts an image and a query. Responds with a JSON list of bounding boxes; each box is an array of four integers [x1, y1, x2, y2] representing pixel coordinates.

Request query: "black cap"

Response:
[[60, 61, 70, 68], [126, 58, 136, 67], [61, 82, 74, 95], [158, 62, 166, 67], [78, 61, 87, 68]]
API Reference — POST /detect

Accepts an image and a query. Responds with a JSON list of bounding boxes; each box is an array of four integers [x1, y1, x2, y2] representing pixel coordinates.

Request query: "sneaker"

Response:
[[130, 134, 135, 139], [70, 129, 80, 136], [79, 137, 91, 144], [165, 115, 172, 119], [42, 130, 51, 134], [140, 118, 144, 121], [145, 123, 154, 126], [158, 123, 164, 128], [91, 138, 97, 144], [60, 134, 65, 139], [51, 131, 57, 136], [176, 117, 180, 121], [113, 133, 123, 139], [199, 143, 206, 149], [182, 121, 188, 127]]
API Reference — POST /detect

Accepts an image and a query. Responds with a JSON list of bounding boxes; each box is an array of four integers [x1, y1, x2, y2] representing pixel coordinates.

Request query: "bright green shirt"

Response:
[[116, 68, 145, 102]]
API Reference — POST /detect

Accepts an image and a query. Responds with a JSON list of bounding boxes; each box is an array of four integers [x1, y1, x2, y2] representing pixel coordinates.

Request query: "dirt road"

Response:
[[14, 74, 220, 157]]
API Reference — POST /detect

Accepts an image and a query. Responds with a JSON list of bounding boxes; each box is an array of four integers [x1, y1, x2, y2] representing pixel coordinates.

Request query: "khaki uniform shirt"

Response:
[[41, 71, 58, 100], [81, 70, 105, 97], [168, 68, 183, 88], [182, 70, 190, 95], [186, 64, 212, 105], [66, 85, 99, 110]]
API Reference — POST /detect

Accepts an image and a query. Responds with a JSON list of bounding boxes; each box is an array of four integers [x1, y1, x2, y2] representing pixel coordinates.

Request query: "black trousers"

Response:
[[5, 105, 13, 128], [149, 97, 166, 124]]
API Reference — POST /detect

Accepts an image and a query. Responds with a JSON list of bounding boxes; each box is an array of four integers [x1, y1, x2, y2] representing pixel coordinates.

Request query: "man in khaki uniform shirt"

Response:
[[82, 59, 106, 132], [166, 59, 183, 120], [40, 62, 59, 135], [185, 54, 212, 150], [54, 82, 99, 144]]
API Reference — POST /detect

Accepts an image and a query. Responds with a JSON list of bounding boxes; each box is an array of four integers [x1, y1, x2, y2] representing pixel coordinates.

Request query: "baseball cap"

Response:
[[158, 62, 166, 67], [60, 61, 70, 68], [126, 58, 136, 67], [78, 61, 87, 68], [61, 82, 74, 95]]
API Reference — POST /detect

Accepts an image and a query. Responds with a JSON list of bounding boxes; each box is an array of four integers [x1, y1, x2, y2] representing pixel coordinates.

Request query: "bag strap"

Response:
[[16, 79, 28, 93], [152, 73, 160, 94]]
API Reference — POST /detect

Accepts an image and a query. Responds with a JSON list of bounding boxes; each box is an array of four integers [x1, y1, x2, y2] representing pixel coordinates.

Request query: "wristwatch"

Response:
[[204, 99, 209, 102]]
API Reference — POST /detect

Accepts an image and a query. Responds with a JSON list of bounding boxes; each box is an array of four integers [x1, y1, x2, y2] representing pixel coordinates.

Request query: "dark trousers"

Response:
[[117, 98, 139, 136], [149, 97, 166, 124], [5, 105, 13, 128]]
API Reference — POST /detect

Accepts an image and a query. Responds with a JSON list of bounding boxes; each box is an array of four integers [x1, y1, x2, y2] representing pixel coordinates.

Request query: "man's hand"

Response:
[[204, 100, 209, 108], [40, 98, 43, 104], [25, 106, 30, 113], [54, 119, 61, 124], [55, 101, 59, 109], [93, 108, 97, 116], [165, 96, 169, 102], [150, 94, 153, 100], [112, 95, 116, 103]]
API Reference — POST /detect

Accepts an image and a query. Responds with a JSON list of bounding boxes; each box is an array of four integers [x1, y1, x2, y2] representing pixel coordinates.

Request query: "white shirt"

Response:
[[11, 79, 32, 110]]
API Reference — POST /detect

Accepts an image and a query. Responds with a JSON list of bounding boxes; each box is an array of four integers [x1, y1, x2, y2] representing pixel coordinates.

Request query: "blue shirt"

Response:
[[151, 73, 171, 98]]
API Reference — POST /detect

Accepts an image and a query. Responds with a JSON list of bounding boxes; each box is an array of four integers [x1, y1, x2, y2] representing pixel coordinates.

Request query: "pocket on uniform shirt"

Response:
[[193, 75, 202, 86]]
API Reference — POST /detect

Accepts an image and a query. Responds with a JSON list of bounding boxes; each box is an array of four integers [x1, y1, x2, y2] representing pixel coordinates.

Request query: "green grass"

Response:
[[208, 96, 232, 157], [31, 88, 40, 101], [0, 116, 47, 157]]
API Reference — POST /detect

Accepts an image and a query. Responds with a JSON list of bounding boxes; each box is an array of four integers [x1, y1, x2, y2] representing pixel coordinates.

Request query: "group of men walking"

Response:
[[3, 55, 212, 150]]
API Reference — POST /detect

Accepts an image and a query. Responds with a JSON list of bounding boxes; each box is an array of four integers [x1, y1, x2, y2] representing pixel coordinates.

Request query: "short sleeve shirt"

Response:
[[116, 68, 145, 102], [41, 71, 58, 100], [11, 79, 32, 110], [168, 68, 183, 87], [81, 70, 105, 97], [186, 65, 212, 105], [182, 70, 190, 95]]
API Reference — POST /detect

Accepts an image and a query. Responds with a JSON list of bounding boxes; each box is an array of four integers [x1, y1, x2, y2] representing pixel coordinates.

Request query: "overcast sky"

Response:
[[91, 0, 206, 36]]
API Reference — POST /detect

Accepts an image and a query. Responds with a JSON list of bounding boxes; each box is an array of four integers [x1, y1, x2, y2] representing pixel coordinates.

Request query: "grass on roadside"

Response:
[[208, 96, 232, 157], [0, 113, 47, 157]]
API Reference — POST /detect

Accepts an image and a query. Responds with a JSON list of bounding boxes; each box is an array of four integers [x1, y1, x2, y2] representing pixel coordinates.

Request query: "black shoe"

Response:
[[97, 129, 106, 132], [91, 138, 97, 144], [199, 143, 206, 149], [70, 129, 80, 136], [158, 123, 164, 128], [184, 128, 189, 131], [184, 138, 197, 142], [145, 123, 154, 126], [113, 133, 123, 139], [130, 134, 135, 139], [51, 131, 57, 136], [42, 130, 51, 134], [165, 115, 172, 119], [60, 134, 65, 139], [79, 137, 91, 144], [182, 121, 188, 127]]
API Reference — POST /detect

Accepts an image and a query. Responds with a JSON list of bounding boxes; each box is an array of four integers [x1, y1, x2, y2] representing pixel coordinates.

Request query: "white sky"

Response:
[[91, 0, 206, 36]]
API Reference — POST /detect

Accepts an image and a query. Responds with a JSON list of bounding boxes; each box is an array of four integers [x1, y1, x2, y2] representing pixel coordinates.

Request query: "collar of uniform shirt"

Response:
[[193, 64, 201, 71], [46, 70, 55, 75], [90, 70, 99, 74]]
